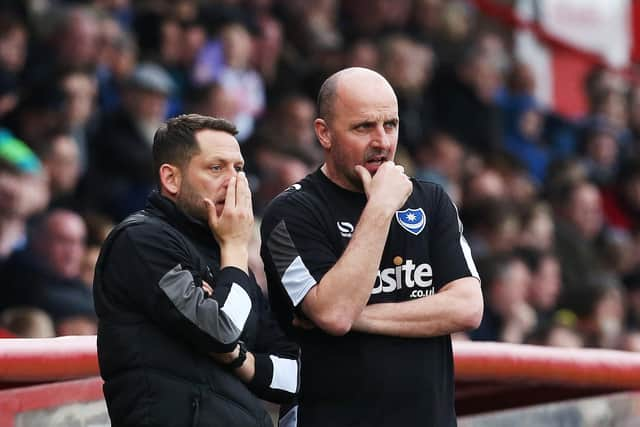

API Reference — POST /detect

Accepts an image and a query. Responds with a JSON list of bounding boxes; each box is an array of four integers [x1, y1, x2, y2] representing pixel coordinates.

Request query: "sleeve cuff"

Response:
[[248, 353, 273, 391], [217, 266, 250, 289]]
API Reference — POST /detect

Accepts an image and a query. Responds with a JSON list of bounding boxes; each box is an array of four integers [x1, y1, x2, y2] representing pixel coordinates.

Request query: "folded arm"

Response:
[[213, 284, 300, 404], [352, 277, 483, 338]]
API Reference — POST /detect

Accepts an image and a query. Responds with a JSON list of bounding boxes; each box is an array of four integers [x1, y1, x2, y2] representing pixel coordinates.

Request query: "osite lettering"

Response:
[[372, 259, 434, 298]]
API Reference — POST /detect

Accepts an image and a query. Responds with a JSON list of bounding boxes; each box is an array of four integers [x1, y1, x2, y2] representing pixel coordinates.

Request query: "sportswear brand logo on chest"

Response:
[[337, 221, 354, 238], [396, 208, 426, 235]]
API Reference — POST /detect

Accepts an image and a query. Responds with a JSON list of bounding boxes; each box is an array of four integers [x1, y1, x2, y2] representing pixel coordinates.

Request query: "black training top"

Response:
[[261, 169, 479, 427]]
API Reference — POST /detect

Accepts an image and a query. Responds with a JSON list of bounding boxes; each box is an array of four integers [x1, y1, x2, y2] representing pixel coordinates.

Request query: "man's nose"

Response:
[[370, 124, 391, 149], [222, 168, 240, 188]]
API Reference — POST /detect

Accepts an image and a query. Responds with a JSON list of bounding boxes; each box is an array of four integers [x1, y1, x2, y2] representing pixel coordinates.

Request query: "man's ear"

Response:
[[159, 163, 181, 197], [314, 118, 332, 150]]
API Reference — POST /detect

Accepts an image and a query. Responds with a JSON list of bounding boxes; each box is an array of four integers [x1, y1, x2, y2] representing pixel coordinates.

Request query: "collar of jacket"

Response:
[[145, 190, 219, 248]]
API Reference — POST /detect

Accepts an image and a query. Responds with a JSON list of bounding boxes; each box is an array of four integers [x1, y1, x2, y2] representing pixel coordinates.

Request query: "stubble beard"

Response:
[[176, 182, 207, 222]]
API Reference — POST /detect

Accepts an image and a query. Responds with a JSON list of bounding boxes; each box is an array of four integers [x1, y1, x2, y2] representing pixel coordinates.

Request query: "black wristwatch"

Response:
[[225, 341, 247, 370]]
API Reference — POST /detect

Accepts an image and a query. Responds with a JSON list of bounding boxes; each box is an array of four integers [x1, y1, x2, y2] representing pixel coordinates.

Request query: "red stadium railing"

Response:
[[453, 341, 640, 414], [0, 336, 98, 384], [3, 337, 640, 419]]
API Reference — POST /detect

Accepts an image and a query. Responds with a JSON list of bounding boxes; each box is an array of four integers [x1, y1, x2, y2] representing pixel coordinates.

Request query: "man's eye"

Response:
[[234, 166, 244, 172], [384, 121, 398, 129], [211, 165, 222, 171]]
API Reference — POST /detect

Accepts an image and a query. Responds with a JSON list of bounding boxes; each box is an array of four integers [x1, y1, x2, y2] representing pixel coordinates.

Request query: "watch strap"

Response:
[[226, 341, 247, 370]]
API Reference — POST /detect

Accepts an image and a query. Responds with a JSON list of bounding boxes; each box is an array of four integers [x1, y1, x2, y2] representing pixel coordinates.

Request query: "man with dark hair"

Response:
[[94, 114, 299, 427], [261, 68, 483, 427]]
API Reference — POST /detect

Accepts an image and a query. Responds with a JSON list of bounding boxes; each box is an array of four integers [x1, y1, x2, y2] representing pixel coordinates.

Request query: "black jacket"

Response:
[[94, 192, 299, 427]]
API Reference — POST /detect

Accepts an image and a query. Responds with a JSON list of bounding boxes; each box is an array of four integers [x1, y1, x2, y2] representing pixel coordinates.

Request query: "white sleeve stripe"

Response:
[[281, 256, 317, 306], [453, 202, 480, 280], [460, 234, 480, 279], [220, 283, 252, 332], [269, 355, 298, 393]]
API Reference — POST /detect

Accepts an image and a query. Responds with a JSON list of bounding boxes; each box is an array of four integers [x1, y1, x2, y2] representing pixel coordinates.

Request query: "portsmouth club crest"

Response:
[[395, 208, 426, 236]]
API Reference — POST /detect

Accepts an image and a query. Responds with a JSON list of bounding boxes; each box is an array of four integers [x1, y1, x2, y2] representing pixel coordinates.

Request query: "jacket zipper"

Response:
[[191, 396, 200, 427]]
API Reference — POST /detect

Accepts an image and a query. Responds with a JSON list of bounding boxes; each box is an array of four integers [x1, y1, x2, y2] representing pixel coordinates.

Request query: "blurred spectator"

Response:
[[58, 68, 99, 172], [552, 180, 606, 302], [462, 165, 507, 206], [33, 130, 82, 207], [252, 92, 321, 165], [584, 65, 628, 120], [0, 130, 49, 259], [519, 201, 555, 251], [409, 0, 444, 43], [414, 131, 464, 203], [573, 272, 626, 349], [243, 93, 318, 213], [379, 34, 435, 153], [600, 156, 640, 232], [188, 18, 224, 85], [185, 82, 239, 123], [48, 6, 101, 72], [217, 22, 266, 141], [579, 123, 620, 186], [472, 252, 536, 343], [288, 0, 341, 53], [0, 11, 27, 120], [500, 157, 538, 206], [601, 229, 638, 278], [587, 87, 628, 134], [464, 198, 522, 257], [253, 14, 284, 88], [24, 5, 101, 85], [85, 62, 173, 220], [526, 314, 584, 348], [60, 68, 98, 131], [0, 306, 55, 338], [249, 145, 312, 214], [431, 37, 503, 153], [343, 38, 380, 70], [544, 157, 589, 198], [517, 247, 562, 324], [0, 13, 28, 76], [2, 82, 67, 147], [502, 97, 549, 184], [0, 209, 95, 324], [96, 21, 138, 113]]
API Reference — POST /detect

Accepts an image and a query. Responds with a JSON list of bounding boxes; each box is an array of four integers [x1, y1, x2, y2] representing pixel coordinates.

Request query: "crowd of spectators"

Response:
[[0, 0, 638, 352]]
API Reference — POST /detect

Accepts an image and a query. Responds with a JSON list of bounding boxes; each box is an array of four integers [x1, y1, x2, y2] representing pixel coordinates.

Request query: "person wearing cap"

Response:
[[85, 62, 174, 221]]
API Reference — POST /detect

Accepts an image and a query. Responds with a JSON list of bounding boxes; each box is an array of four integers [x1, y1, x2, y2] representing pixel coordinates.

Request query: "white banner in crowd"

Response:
[[538, 0, 631, 68], [515, 0, 631, 113]]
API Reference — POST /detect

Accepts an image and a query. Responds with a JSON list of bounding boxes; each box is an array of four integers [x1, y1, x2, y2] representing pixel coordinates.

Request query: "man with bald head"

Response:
[[261, 67, 483, 426], [0, 209, 95, 322]]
